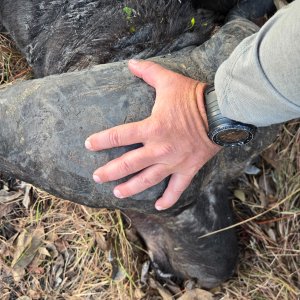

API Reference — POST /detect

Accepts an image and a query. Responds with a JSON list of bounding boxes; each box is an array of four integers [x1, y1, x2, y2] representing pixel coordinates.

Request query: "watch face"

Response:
[[216, 129, 249, 143]]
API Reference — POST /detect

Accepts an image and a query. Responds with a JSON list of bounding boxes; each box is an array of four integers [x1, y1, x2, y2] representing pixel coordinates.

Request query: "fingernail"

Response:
[[129, 59, 140, 64], [155, 204, 166, 211], [85, 139, 92, 150], [93, 174, 102, 183], [114, 189, 125, 198]]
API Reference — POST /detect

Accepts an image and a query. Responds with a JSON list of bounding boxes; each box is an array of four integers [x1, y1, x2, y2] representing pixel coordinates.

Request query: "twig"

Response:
[[198, 188, 300, 239]]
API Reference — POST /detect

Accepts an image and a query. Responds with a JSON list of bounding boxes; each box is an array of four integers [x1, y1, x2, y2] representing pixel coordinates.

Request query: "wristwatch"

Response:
[[204, 85, 256, 147]]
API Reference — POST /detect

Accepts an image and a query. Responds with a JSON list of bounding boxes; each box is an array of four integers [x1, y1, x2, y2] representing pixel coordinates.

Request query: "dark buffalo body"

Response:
[[0, 0, 277, 288]]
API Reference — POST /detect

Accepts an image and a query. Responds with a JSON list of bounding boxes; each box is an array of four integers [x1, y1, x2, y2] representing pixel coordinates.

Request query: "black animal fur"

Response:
[[0, 0, 222, 77]]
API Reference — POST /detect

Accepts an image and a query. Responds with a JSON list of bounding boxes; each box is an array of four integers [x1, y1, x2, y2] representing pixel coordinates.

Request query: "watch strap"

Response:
[[204, 85, 256, 147]]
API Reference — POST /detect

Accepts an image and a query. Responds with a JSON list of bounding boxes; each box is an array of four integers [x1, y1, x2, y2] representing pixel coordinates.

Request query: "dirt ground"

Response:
[[0, 30, 299, 300]]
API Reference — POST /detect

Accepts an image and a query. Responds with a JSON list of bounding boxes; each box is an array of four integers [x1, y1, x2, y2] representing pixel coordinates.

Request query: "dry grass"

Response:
[[0, 33, 32, 84], [0, 31, 299, 300], [221, 121, 300, 300], [0, 193, 140, 300]]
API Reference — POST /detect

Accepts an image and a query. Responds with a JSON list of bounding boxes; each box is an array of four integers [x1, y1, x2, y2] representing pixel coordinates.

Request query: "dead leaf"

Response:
[[26, 246, 50, 276], [28, 290, 43, 299], [258, 190, 268, 208], [141, 260, 150, 284], [94, 231, 107, 251], [0, 202, 15, 218], [258, 174, 276, 197], [45, 243, 59, 259], [46, 239, 71, 289], [234, 189, 246, 202], [1, 287, 10, 300], [50, 252, 64, 289], [108, 249, 126, 281], [22, 184, 32, 209], [11, 226, 44, 282], [184, 279, 196, 291], [178, 288, 214, 300], [16, 297, 31, 300], [0, 189, 23, 204], [149, 278, 173, 300], [266, 228, 277, 242], [261, 148, 280, 169], [125, 227, 139, 243], [55, 239, 69, 253], [164, 282, 182, 296], [134, 288, 145, 299], [38, 247, 51, 257], [220, 296, 234, 300], [244, 164, 261, 175], [27, 265, 45, 275]]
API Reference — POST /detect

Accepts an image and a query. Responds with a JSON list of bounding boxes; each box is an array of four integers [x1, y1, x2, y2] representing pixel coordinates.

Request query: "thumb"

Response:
[[128, 59, 172, 88]]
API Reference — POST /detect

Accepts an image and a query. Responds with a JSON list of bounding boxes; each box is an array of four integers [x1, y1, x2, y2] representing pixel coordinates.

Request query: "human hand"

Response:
[[85, 59, 221, 210]]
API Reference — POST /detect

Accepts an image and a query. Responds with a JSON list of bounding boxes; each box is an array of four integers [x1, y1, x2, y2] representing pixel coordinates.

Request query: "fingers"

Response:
[[85, 60, 214, 211], [93, 147, 162, 182], [128, 59, 173, 88], [113, 164, 171, 198], [154, 174, 192, 210], [85, 120, 148, 151]]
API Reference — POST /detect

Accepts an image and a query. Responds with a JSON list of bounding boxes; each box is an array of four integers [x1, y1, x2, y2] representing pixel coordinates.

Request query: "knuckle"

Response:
[[154, 143, 175, 158], [172, 180, 191, 195], [149, 120, 164, 136], [108, 130, 120, 147], [138, 174, 155, 187], [143, 62, 157, 73], [119, 159, 132, 174], [172, 187, 185, 195]]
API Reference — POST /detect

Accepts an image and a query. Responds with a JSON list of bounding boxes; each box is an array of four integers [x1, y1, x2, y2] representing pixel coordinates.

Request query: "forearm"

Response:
[[215, 0, 300, 126]]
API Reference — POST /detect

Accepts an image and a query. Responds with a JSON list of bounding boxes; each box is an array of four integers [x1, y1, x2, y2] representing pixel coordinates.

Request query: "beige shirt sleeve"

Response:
[[215, 0, 300, 126]]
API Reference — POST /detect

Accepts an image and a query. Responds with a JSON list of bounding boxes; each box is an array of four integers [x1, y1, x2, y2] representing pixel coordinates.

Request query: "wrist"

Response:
[[203, 84, 257, 147], [194, 82, 210, 132]]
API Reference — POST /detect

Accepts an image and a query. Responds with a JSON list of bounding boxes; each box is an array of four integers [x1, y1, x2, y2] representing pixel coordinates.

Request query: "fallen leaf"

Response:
[[234, 189, 246, 202], [22, 184, 33, 209], [266, 228, 277, 242], [11, 226, 44, 282], [149, 278, 173, 300], [108, 249, 126, 281], [258, 174, 276, 197], [141, 260, 150, 284], [220, 296, 234, 300], [94, 231, 107, 251], [244, 164, 261, 175], [0, 202, 15, 218], [261, 148, 280, 169], [0, 189, 23, 204], [50, 252, 64, 289], [28, 290, 43, 299], [178, 288, 214, 300], [38, 247, 51, 257], [47, 239, 71, 289], [258, 190, 268, 208], [125, 227, 139, 243], [134, 288, 145, 299], [27, 265, 45, 275]]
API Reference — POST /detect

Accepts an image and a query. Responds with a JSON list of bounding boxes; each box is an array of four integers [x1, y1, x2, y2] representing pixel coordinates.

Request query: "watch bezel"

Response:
[[208, 123, 256, 147], [204, 84, 257, 147]]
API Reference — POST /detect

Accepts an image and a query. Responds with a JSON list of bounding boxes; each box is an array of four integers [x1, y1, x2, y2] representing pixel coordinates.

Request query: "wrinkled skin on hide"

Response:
[[0, 20, 278, 213], [0, 0, 278, 288]]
